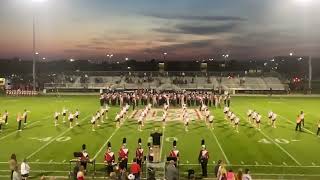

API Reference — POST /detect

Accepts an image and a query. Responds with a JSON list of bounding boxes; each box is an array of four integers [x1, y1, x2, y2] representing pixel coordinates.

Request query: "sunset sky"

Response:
[[0, 0, 319, 61]]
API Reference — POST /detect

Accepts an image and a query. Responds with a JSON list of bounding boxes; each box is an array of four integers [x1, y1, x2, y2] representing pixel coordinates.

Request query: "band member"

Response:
[[135, 138, 144, 169], [234, 117, 240, 133], [54, 111, 60, 126], [91, 114, 96, 131], [4, 110, 8, 125], [17, 113, 22, 131], [168, 140, 179, 163], [62, 108, 67, 123], [68, 112, 74, 128], [208, 115, 214, 129], [271, 113, 277, 128], [198, 139, 209, 177], [75, 109, 80, 125], [295, 115, 302, 132], [268, 111, 274, 125], [300, 111, 305, 127], [104, 142, 115, 176], [22, 109, 29, 125], [118, 138, 129, 170], [317, 120, 320, 136], [256, 113, 261, 130], [247, 109, 252, 122]]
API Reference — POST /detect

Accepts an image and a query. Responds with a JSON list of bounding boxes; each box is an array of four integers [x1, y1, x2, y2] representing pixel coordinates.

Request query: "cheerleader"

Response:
[[138, 114, 143, 132], [234, 117, 240, 133], [4, 110, 8, 125], [208, 115, 214, 129], [247, 109, 252, 122], [251, 110, 257, 124], [62, 108, 67, 123], [268, 111, 274, 125], [115, 113, 121, 128], [95, 110, 101, 127], [223, 106, 230, 120], [271, 113, 277, 128], [91, 114, 96, 131], [104, 105, 110, 120], [162, 111, 167, 129], [75, 109, 80, 125], [54, 111, 60, 126], [68, 112, 74, 128], [230, 112, 236, 126], [256, 113, 261, 130], [100, 108, 105, 123]]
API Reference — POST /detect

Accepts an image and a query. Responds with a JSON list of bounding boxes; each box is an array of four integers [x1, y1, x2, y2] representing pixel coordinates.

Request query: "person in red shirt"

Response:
[[135, 138, 144, 169], [118, 138, 129, 170], [104, 142, 115, 176], [130, 158, 141, 179]]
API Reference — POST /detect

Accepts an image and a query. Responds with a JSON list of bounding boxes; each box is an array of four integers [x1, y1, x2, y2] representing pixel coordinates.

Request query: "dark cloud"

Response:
[[144, 13, 246, 22], [154, 23, 238, 35]]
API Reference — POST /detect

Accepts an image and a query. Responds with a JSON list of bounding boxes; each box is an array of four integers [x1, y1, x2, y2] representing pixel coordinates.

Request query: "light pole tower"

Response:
[[32, 13, 36, 91]]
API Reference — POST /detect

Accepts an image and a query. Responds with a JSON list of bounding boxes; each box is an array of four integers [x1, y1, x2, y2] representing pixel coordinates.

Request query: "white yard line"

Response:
[[26, 115, 90, 159], [233, 108, 302, 166], [0, 121, 40, 140], [92, 110, 135, 160]]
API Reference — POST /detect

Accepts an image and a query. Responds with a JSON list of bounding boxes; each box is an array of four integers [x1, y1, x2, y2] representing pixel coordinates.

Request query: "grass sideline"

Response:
[[0, 96, 319, 179]]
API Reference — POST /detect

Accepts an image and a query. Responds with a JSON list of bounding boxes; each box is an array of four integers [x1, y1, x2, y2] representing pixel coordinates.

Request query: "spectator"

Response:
[[242, 169, 252, 180], [9, 153, 17, 180], [214, 160, 222, 177], [73, 161, 80, 180], [236, 169, 243, 180], [217, 163, 227, 180], [166, 160, 178, 180], [21, 158, 30, 180], [80, 144, 89, 170], [76, 165, 85, 180], [109, 172, 117, 180], [12, 166, 21, 180], [130, 158, 141, 180], [227, 169, 235, 180]]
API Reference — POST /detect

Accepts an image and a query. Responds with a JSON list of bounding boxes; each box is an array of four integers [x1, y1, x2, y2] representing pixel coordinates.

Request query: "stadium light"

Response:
[[42, 57, 46, 60], [70, 58, 75, 62], [289, 52, 293, 56], [125, 57, 129, 61]]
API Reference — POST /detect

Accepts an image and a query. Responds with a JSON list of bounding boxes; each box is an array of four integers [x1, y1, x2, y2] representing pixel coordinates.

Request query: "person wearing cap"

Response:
[[80, 144, 89, 170], [118, 138, 129, 170], [168, 140, 179, 164], [198, 139, 209, 177], [104, 142, 115, 176], [135, 138, 144, 169]]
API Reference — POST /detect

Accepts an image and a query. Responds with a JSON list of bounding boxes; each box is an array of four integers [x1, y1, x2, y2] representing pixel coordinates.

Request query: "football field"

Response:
[[0, 95, 320, 179]]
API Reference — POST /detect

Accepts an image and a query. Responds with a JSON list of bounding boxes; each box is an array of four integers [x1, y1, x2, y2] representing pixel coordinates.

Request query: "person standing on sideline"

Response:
[[295, 115, 302, 132], [242, 168, 252, 180], [300, 111, 305, 127], [0, 113, 4, 132], [12, 166, 21, 180], [9, 154, 17, 180], [4, 110, 9, 125], [130, 158, 141, 180], [150, 129, 163, 162], [198, 139, 209, 177], [214, 160, 222, 178], [22, 109, 29, 125], [21, 158, 30, 180], [76, 165, 85, 180]]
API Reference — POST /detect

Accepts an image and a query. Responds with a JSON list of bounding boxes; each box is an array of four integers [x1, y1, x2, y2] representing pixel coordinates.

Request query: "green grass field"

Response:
[[0, 95, 320, 179]]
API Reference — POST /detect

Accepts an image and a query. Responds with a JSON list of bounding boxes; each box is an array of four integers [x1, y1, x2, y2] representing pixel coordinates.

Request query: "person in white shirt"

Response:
[[115, 113, 121, 128], [208, 115, 214, 129], [268, 111, 274, 125], [271, 113, 277, 128], [21, 158, 30, 180], [224, 106, 230, 120], [234, 117, 240, 133], [91, 114, 96, 131], [256, 113, 262, 130], [75, 109, 80, 125], [62, 108, 67, 123], [251, 111, 257, 124], [54, 111, 60, 126], [242, 168, 252, 180], [22, 109, 29, 125], [68, 112, 74, 128], [247, 109, 252, 122], [138, 114, 143, 132], [96, 110, 101, 127], [230, 112, 236, 126], [162, 111, 167, 129], [300, 111, 305, 127]]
